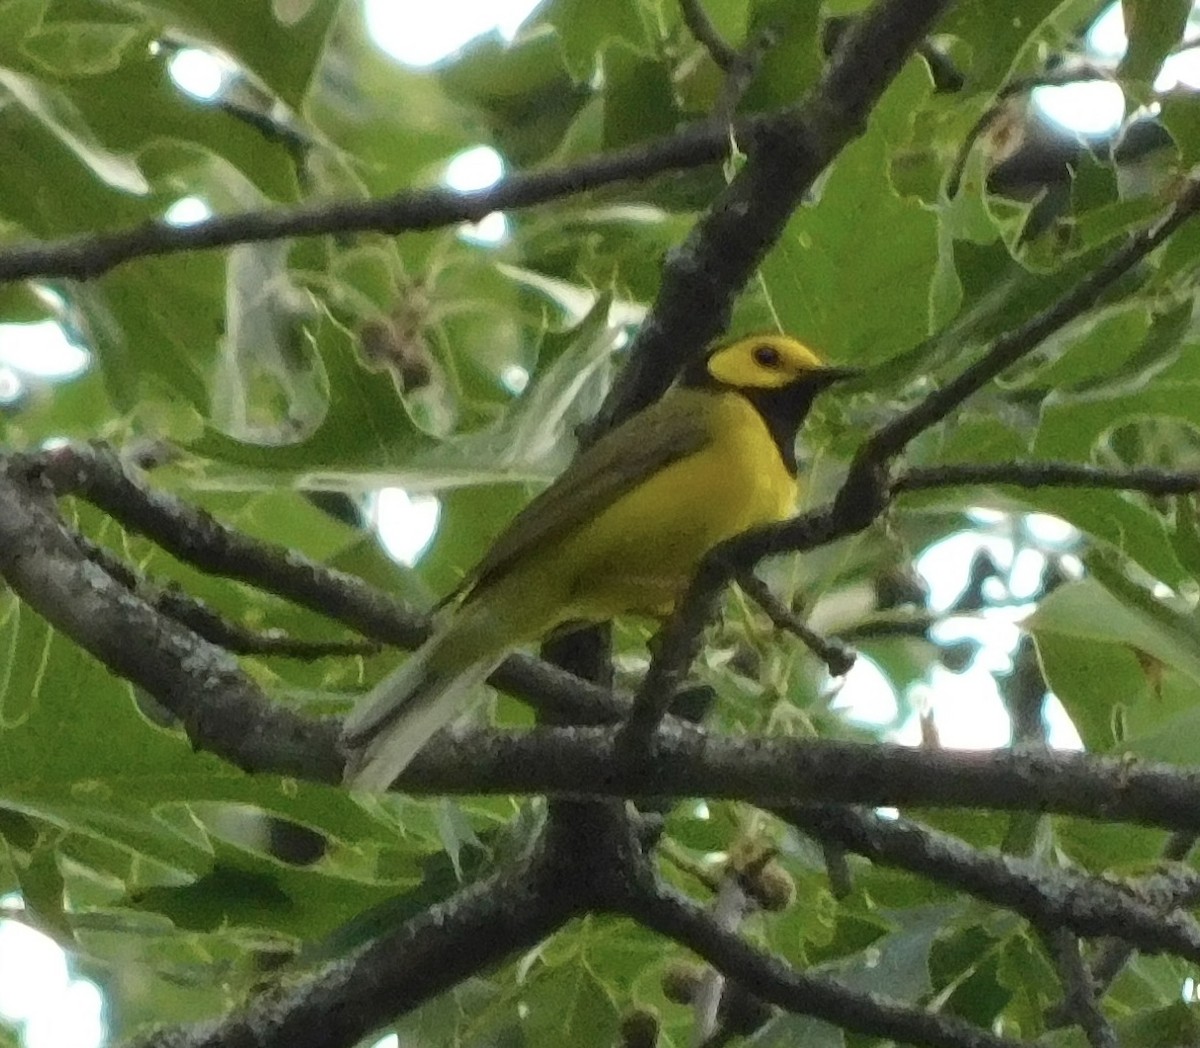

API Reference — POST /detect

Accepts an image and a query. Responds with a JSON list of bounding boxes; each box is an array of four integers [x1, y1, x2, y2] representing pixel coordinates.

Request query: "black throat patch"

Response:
[[680, 359, 825, 477]]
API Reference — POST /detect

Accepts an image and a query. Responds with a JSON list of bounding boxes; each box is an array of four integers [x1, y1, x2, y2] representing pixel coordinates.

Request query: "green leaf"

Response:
[[762, 62, 940, 365], [738, 0, 822, 112], [0, 67, 149, 195], [139, 0, 341, 108], [521, 954, 621, 1048], [535, 0, 651, 82], [1028, 572, 1200, 761], [1120, 0, 1191, 90], [439, 30, 588, 168], [1002, 300, 1153, 391], [2, 823, 70, 939], [0, 0, 48, 56], [128, 835, 404, 939], [21, 20, 149, 78], [601, 43, 681, 151], [1031, 573, 1200, 687], [755, 1014, 846, 1048], [1113, 1000, 1200, 1046], [1035, 380, 1200, 462], [1160, 92, 1200, 167], [822, 904, 952, 1001], [209, 242, 329, 447], [1031, 629, 1148, 753], [940, 0, 1081, 89]]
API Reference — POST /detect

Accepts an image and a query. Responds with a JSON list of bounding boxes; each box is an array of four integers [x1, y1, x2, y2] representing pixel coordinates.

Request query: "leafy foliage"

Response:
[[3, 1, 1200, 1047]]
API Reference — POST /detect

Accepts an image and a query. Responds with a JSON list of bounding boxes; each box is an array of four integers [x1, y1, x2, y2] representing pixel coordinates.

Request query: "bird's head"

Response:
[[681, 332, 860, 474], [703, 333, 859, 391]]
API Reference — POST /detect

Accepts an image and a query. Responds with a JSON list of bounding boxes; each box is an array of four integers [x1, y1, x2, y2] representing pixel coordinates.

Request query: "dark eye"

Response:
[[753, 344, 781, 368]]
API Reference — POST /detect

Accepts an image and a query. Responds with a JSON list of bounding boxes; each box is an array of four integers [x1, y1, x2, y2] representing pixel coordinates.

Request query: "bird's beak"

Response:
[[813, 365, 863, 387]]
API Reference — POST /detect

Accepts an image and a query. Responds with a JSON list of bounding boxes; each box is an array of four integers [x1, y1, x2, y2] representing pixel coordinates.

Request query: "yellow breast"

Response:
[[549, 388, 797, 621]]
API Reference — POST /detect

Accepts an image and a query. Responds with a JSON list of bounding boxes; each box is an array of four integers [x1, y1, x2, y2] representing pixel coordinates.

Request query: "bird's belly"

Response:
[[551, 419, 797, 620]]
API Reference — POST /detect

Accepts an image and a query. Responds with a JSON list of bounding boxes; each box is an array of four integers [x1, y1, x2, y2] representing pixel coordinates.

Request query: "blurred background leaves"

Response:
[[5, 0, 1200, 1045]]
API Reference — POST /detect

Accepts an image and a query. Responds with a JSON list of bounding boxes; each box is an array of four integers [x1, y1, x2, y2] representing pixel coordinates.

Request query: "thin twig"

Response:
[[712, 26, 780, 122], [74, 531, 380, 659], [626, 881, 1033, 1048], [896, 462, 1200, 496], [0, 120, 748, 284], [1043, 929, 1120, 1048], [865, 175, 1200, 461], [691, 877, 750, 1046], [679, 0, 739, 70], [737, 572, 856, 676]]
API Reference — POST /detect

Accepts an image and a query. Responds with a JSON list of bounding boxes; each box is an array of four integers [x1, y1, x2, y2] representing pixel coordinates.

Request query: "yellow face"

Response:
[[705, 333, 828, 390]]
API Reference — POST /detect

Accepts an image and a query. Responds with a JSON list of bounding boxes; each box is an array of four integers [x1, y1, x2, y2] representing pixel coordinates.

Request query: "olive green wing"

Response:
[[454, 393, 714, 600]]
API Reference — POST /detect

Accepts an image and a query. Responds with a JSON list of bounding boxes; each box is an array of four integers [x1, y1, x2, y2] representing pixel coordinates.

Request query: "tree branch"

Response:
[[1086, 831, 1200, 991], [20, 444, 1200, 848], [896, 461, 1200, 496], [679, 0, 740, 71], [619, 170, 1200, 746], [29, 443, 429, 648], [593, 0, 954, 432], [784, 804, 1200, 962], [737, 571, 857, 676], [625, 881, 1033, 1048], [21, 446, 1200, 842], [388, 725, 1200, 837], [1042, 928, 1119, 1048], [21, 442, 621, 727], [73, 530, 379, 659], [1046, 832, 1200, 1028], [0, 122, 743, 284], [133, 847, 577, 1048]]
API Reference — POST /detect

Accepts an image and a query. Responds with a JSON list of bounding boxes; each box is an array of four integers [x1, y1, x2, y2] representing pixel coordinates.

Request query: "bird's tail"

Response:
[[341, 631, 500, 792]]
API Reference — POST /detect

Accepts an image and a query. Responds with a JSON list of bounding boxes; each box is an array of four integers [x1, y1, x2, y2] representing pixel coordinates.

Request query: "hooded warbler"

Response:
[[343, 333, 856, 790]]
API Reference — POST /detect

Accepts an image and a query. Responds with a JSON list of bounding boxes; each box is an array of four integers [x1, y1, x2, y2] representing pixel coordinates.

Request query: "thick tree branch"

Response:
[[22, 443, 621, 727], [784, 804, 1200, 962], [0, 461, 343, 780], [134, 847, 577, 1048], [392, 725, 1200, 836], [20, 447, 1200, 846], [20, 449, 1200, 842]]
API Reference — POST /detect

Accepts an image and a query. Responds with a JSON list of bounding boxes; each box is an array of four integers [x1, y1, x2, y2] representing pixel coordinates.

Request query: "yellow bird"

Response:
[[343, 333, 857, 790]]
